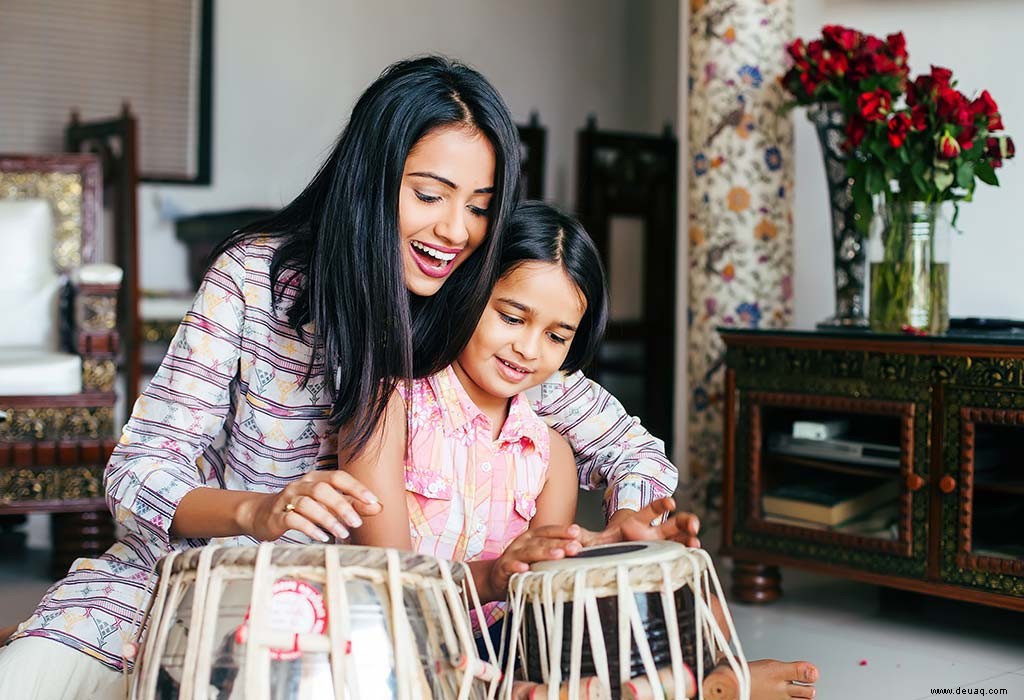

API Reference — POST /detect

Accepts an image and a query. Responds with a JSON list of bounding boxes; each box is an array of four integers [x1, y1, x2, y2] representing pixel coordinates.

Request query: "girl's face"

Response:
[[399, 125, 496, 296], [453, 261, 587, 409]]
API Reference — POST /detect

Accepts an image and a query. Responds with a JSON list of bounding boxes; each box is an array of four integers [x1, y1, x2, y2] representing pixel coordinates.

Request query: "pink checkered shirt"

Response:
[[401, 365, 549, 626]]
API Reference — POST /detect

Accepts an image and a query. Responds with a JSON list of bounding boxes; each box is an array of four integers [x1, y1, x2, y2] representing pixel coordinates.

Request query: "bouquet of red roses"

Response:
[[783, 25, 1014, 231], [782, 25, 909, 112], [844, 64, 1015, 225]]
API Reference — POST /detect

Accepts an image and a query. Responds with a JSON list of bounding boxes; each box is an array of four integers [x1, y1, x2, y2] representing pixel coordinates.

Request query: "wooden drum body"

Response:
[[502, 541, 750, 700], [130, 543, 498, 700]]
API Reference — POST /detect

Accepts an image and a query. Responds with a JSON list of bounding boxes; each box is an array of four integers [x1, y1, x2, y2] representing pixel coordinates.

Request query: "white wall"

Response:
[[139, 0, 679, 291], [792, 1, 1024, 327]]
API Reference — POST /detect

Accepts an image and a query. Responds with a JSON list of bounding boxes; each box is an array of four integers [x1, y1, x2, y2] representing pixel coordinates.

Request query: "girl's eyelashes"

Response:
[[547, 332, 569, 345], [468, 205, 490, 217], [498, 312, 522, 325]]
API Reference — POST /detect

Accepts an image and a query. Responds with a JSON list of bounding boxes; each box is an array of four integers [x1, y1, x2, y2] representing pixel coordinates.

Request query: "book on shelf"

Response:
[[762, 476, 899, 527], [763, 502, 899, 536]]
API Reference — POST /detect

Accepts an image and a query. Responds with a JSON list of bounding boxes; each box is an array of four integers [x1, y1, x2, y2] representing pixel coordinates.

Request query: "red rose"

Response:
[[872, 53, 897, 75], [787, 38, 807, 61], [848, 56, 873, 82], [989, 135, 1016, 160], [863, 35, 885, 54], [971, 91, 1003, 131], [823, 24, 862, 52], [858, 89, 892, 122], [931, 65, 953, 86], [821, 51, 849, 78], [799, 71, 820, 97], [957, 124, 976, 152], [938, 132, 961, 159], [886, 32, 907, 60], [807, 39, 825, 62], [910, 104, 929, 131], [887, 112, 911, 148], [845, 117, 867, 150]]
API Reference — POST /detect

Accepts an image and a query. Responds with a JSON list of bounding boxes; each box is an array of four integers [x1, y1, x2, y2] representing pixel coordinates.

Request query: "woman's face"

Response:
[[453, 262, 586, 411], [399, 125, 496, 296]]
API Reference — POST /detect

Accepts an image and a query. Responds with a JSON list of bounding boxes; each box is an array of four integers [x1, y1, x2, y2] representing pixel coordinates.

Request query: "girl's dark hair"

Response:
[[500, 201, 608, 374], [211, 55, 520, 458]]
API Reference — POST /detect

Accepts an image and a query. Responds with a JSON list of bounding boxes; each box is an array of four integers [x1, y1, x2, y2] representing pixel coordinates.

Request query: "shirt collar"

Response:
[[429, 365, 547, 450]]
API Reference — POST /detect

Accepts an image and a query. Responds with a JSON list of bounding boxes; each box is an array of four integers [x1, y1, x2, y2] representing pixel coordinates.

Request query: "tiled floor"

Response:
[[2, 522, 1022, 699]]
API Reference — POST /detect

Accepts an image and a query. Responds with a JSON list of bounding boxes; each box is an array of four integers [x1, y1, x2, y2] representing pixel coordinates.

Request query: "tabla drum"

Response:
[[500, 541, 749, 700], [129, 542, 499, 700]]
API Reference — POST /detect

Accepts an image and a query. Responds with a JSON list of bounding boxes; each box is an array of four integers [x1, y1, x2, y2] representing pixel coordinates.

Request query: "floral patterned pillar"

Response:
[[687, 0, 794, 495]]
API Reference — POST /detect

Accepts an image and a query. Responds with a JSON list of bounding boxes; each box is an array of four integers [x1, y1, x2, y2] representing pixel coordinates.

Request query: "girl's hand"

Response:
[[582, 497, 701, 549], [241, 471, 382, 543], [488, 524, 583, 598]]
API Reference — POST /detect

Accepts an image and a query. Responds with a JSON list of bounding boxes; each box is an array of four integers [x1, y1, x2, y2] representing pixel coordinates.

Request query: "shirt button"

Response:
[[480, 462, 491, 473]]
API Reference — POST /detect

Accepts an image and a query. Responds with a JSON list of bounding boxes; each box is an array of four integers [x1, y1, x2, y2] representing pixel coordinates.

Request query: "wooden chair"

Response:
[[0, 154, 120, 578]]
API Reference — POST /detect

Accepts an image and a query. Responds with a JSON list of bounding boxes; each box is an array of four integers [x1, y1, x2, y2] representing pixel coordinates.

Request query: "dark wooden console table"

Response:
[[721, 327, 1024, 612]]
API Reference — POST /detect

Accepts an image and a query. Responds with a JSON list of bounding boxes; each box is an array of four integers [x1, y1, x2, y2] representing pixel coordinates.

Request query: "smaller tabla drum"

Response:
[[129, 543, 499, 700], [500, 541, 750, 700]]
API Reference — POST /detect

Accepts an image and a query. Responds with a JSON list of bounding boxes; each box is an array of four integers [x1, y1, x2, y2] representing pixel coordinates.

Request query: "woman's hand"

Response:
[[240, 471, 382, 543], [483, 524, 584, 600], [582, 497, 701, 549]]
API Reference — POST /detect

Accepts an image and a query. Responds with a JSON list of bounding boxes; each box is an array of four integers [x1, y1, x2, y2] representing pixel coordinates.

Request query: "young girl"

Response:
[[345, 202, 819, 700], [0, 58, 683, 699], [344, 200, 606, 629]]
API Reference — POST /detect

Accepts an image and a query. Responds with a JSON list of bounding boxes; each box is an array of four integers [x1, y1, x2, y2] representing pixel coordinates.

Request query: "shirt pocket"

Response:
[[405, 464, 455, 534]]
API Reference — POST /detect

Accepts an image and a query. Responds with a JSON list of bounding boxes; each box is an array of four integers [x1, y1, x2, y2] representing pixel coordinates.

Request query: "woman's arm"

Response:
[[106, 246, 248, 550], [526, 370, 678, 520], [340, 390, 413, 550]]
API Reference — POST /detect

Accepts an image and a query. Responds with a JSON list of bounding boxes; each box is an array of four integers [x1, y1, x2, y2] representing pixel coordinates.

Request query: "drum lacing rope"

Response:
[[244, 542, 275, 700], [460, 561, 502, 700], [130, 548, 181, 698], [439, 560, 482, 700], [324, 545, 352, 700], [693, 548, 750, 699], [179, 544, 222, 699], [660, 559, 686, 700]]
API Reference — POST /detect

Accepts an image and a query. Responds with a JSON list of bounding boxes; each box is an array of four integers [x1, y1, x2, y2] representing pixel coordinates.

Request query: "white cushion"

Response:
[[140, 295, 193, 322], [76, 263, 123, 285], [0, 199, 59, 349], [0, 348, 82, 395]]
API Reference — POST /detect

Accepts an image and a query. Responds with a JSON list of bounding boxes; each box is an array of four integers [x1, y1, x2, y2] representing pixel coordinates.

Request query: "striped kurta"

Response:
[[9, 237, 677, 671]]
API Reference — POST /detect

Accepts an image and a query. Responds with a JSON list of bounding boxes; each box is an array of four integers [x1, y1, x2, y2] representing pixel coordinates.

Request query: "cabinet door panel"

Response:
[[940, 388, 1024, 596], [730, 389, 930, 578]]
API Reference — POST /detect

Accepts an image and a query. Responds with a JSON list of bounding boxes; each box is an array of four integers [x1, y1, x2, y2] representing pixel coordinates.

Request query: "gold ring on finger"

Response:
[[284, 500, 297, 514]]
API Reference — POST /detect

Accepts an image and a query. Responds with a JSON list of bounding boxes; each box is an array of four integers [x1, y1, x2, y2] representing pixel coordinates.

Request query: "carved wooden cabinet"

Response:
[[721, 328, 1024, 611]]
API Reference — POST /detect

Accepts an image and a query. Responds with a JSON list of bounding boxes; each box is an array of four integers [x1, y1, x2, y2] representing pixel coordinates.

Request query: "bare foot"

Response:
[[749, 659, 818, 700]]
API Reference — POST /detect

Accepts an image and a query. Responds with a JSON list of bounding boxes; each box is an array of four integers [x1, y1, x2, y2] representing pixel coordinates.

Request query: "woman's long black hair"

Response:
[[211, 56, 521, 458], [499, 202, 608, 374]]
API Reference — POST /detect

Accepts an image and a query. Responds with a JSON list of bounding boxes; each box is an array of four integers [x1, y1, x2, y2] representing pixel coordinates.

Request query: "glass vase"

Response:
[[868, 199, 950, 334], [807, 102, 869, 328]]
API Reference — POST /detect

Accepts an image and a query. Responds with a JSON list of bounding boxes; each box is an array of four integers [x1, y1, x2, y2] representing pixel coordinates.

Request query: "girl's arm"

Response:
[[340, 390, 413, 550], [469, 429, 581, 601]]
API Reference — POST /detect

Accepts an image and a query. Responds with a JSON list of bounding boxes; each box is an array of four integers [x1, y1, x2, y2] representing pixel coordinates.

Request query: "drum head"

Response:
[[531, 540, 688, 572]]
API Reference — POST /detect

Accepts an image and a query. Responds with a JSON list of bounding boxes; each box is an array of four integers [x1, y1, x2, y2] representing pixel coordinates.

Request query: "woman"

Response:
[[0, 56, 683, 699]]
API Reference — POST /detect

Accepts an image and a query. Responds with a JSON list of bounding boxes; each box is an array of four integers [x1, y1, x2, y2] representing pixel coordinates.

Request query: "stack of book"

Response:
[[762, 475, 899, 532]]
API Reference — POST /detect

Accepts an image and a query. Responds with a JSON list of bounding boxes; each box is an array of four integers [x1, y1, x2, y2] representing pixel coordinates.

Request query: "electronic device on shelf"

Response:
[[767, 433, 900, 468]]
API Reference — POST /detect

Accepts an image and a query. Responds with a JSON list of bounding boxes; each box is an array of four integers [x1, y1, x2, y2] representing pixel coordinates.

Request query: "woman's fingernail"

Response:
[[363, 492, 379, 504], [348, 515, 363, 528], [332, 524, 350, 540], [317, 531, 331, 543]]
